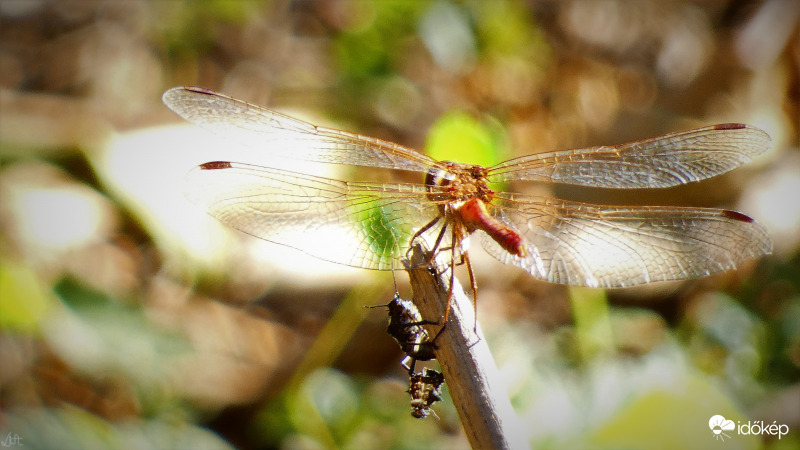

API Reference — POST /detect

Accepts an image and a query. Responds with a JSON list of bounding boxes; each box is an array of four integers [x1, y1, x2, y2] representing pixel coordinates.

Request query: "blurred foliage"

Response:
[[158, 0, 264, 57], [335, 2, 426, 80], [589, 375, 760, 450], [0, 259, 53, 331], [254, 367, 456, 449], [4, 407, 234, 450], [1, 0, 798, 449], [425, 111, 507, 167]]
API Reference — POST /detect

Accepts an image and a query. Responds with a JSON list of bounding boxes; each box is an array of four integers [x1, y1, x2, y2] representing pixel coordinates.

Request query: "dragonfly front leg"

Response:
[[407, 215, 447, 267], [437, 229, 479, 341]]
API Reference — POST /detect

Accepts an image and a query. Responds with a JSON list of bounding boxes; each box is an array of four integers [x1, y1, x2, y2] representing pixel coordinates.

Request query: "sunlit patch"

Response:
[[739, 154, 800, 258], [98, 124, 360, 281], [16, 188, 102, 249]]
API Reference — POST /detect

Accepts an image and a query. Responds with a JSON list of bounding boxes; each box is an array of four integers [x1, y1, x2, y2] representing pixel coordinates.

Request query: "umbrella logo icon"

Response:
[[709, 415, 736, 441]]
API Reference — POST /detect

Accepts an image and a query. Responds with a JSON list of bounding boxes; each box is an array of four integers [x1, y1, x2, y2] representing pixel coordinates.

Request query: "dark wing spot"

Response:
[[721, 209, 754, 223], [184, 86, 217, 96], [199, 161, 233, 170], [714, 123, 747, 130]]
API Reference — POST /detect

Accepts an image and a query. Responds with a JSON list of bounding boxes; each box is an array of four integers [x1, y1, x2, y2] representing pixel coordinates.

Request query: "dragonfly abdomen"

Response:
[[459, 198, 527, 257]]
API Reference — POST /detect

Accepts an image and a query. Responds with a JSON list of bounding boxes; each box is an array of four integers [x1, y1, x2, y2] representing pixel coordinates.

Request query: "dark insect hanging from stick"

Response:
[[369, 291, 438, 374], [408, 368, 445, 419]]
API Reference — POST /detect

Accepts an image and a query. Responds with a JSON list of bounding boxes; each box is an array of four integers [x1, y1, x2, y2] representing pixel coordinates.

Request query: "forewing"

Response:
[[184, 162, 447, 270], [487, 124, 770, 188], [480, 193, 772, 287], [163, 86, 437, 173]]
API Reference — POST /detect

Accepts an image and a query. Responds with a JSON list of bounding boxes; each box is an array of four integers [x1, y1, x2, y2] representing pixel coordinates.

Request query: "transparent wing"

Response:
[[487, 124, 770, 188], [480, 193, 772, 287], [184, 161, 451, 270], [163, 86, 437, 173]]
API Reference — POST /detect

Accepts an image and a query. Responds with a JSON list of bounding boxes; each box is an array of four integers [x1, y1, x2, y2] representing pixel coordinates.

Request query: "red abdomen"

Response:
[[458, 198, 527, 257]]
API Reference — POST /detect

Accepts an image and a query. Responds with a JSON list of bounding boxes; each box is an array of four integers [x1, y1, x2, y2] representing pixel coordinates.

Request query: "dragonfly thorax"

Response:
[[422, 161, 526, 256], [426, 161, 495, 204]]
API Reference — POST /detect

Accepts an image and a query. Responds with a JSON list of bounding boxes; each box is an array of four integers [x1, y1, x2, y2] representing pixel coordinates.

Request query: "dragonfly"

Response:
[[163, 86, 772, 301]]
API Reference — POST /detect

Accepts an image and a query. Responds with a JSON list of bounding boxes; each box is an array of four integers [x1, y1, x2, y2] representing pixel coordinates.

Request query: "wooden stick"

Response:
[[404, 245, 527, 449]]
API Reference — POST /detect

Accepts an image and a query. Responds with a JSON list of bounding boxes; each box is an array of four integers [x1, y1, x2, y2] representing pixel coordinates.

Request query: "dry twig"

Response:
[[404, 246, 527, 449]]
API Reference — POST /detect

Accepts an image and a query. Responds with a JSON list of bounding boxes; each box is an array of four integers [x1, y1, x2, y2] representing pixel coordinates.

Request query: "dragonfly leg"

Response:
[[430, 322, 449, 352], [421, 221, 448, 267], [439, 249, 467, 267], [438, 230, 481, 346], [408, 216, 441, 258], [463, 252, 482, 346], [464, 253, 477, 315], [442, 225, 459, 325]]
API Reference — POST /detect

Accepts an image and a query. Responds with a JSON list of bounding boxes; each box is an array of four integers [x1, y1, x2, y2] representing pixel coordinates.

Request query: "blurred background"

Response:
[[1, 1, 798, 448]]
